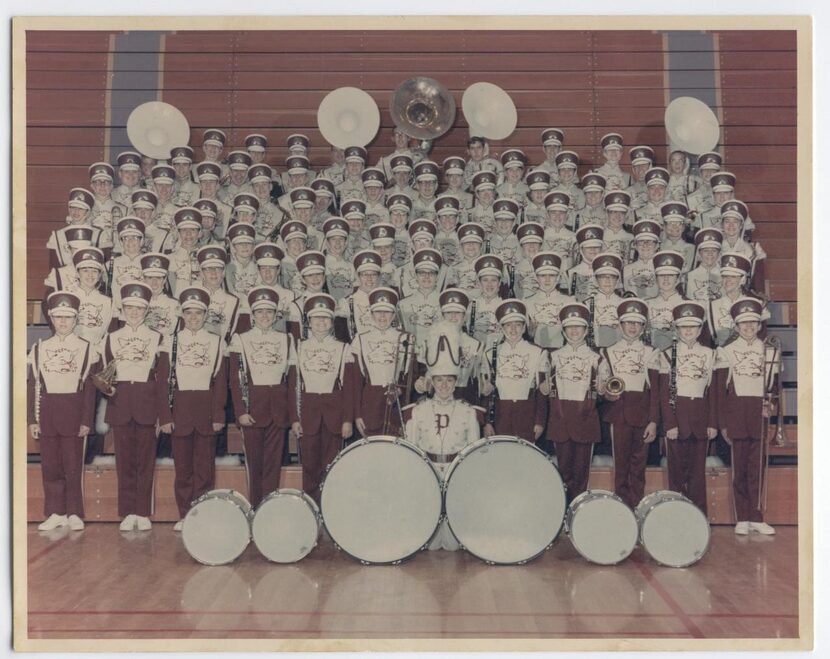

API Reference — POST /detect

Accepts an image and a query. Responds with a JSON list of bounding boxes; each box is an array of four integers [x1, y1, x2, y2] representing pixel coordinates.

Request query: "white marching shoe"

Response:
[[173, 520, 183, 532], [119, 514, 137, 531], [734, 521, 750, 535], [135, 516, 152, 531], [37, 514, 67, 531], [750, 521, 776, 535], [67, 515, 85, 531]]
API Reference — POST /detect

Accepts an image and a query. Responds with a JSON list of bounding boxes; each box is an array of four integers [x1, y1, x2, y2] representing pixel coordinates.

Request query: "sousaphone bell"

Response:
[[462, 82, 518, 140], [389, 76, 456, 154], [317, 87, 381, 149], [664, 96, 720, 155], [127, 101, 190, 160]]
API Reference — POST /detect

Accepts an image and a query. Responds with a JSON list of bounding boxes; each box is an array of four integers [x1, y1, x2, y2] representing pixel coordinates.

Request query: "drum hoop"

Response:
[[567, 492, 637, 565], [639, 497, 711, 568], [183, 492, 252, 566]]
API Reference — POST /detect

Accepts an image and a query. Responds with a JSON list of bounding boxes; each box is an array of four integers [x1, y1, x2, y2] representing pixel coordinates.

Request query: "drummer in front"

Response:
[[289, 294, 355, 503], [228, 287, 294, 508], [480, 299, 549, 444], [657, 301, 717, 514], [163, 286, 228, 532], [546, 302, 602, 503], [713, 297, 777, 535], [597, 298, 660, 509], [403, 352, 481, 551], [352, 287, 413, 437]]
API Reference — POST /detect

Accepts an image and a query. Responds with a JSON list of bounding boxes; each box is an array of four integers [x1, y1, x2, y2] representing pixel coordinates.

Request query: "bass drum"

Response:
[[251, 489, 321, 563], [182, 489, 252, 566], [320, 436, 443, 565], [566, 489, 638, 565], [444, 436, 567, 565], [635, 490, 711, 568]]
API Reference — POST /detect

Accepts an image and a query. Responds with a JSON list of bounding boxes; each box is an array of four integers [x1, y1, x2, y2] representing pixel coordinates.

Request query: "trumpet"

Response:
[[604, 376, 626, 396], [91, 359, 118, 396]]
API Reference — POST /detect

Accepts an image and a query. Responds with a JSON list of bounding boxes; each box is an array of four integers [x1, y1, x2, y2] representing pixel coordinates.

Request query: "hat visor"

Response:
[[90, 174, 112, 182], [67, 240, 92, 248], [459, 236, 483, 244], [356, 265, 382, 274], [440, 303, 467, 314], [118, 230, 144, 239], [534, 266, 560, 276], [605, 203, 629, 212], [141, 267, 167, 277], [415, 264, 440, 273], [720, 267, 747, 277], [282, 232, 307, 242], [230, 236, 255, 244], [372, 238, 394, 246], [370, 302, 396, 313], [618, 313, 646, 324], [203, 139, 223, 147], [247, 145, 266, 153], [300, 266, 326, 276], [250, 175, 272, 183], [76, 262, 104, 272], [654, 266, 681, 275], [291, 202, 314, 209], [579, 239, 604, 249], [306, 308, 334, 318], [176, 221, 202, 231], [181, 301, 208, 311], [68, 201, 91, 210], [197, 174, 220, 181], [561, 318, 588, 328], [153, 177, 174, 184], [674, 318, 703, 327], [256, 258, 281, 267], [121, 299, 150, 308], [711, 184, 733, 192], [733, 312, 762, 324], [326, 230, 349, 240], [199, 259, 226, 269], [474, 183, 496, 190], [48, 309, 78, 318], [498, 312, 527, 325], [593, 267, 620, 277], [546, 204, 569, 212], [250, 301, 278, 312], [476, 267, 502, 279]]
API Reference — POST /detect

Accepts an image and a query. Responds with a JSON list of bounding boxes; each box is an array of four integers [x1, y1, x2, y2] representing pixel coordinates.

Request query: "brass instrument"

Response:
[[586, 295, 596, 349], [91, 359, 118, 397], [390, 77, 456, 153], [238, 345, 250, 416], [605, 376, 626, 396], [759, 335, 787, 510], [669, 336, 678, 410], [126, 101, 190, 160], [382, 332, 412, 437]]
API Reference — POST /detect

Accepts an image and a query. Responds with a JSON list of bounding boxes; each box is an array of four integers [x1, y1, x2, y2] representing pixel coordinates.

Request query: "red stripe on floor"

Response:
[[635, 563, 705, 639], [27, 537, 69, 565]]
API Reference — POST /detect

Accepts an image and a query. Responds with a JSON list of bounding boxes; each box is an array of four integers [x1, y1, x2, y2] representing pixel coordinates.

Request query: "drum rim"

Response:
[[182, 496, 252, 566], [320, 439, 443, 565], [639, 498, 711, 568], [567, 493, 638, 566], [444, 437, 566, 565], [252, 491, 321, 564]]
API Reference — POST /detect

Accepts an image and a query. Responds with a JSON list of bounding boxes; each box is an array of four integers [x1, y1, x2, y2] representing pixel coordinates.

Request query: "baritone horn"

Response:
[[317, 87, 381, 149], [390, 77, 456, 154]]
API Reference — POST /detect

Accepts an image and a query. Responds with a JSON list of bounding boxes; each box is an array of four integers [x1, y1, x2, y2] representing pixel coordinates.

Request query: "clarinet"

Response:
[[669, 336, 678, 410], [507, 263, 516, 298], [238, 346, 250, 415], [347, 296, 357, 340], [301, 312, 309, 341], [586, 295, 596, 348], [547, 350, 558, 400], [467, 299, 477, 336], [484, 237, 491, 254], [33, 342, 42, 425], [168, 329, 179, 408], [487, 340, 499, 425], [104, 253, 115, 297], [569, 269, 578, 297]]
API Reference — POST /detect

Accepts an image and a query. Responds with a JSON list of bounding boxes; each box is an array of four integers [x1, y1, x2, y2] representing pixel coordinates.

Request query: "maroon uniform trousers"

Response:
[[28, 381, 96, 518], [602, 372, 660, 509], [659, 373, 717, 514], [492, 389, 548, 444], [355, 382, 399, 437], [229, 353, 291, 507], [171, 362, 228, 518], [547, 397, 600, 503], [106, 355, 172, 517]]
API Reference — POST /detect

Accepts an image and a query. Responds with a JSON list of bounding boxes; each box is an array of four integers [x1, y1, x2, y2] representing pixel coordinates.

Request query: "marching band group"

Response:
[[28, 126, 780, 543]]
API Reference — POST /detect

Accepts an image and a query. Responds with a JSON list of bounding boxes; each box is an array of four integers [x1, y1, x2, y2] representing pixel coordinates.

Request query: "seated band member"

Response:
[[289, 294, 355, 503], [658, 301, 717, 514], [481, 299, 549, 444], [362, 167, 390, 228], [594, 132, 631, 191], [403, 353, 481, 551], [352, 287, 413, 438], [496, 149, 529, 206], [164, 286, 228, 531], [523, 170, 551, 225], [597, 298, 660, 509], [525, 252, 575, 350], [322, 218, 357, 302], [626, 145, 655, 213], [102, 282, 171, 532], [512, 222, 545, 300], [714, 298, 777, 536], [623, 220, 660, 299], [229, 287, 294, 508], [536, 127, 564, 184], [547, 302, 602, 503], [28, 292, 98, 532]]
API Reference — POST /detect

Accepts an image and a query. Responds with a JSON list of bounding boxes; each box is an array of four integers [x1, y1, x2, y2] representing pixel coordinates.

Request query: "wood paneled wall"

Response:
[[25, 29, 797, 301]]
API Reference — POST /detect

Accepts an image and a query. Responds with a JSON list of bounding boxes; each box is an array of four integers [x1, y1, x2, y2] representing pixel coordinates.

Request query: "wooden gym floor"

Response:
[[26, 523, 798, 640]]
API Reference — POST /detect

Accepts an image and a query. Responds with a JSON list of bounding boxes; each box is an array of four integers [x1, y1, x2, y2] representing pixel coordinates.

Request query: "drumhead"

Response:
[[639, 496, 710, 567], [320, 437, 443, 564], [444, 436, 566, 564], [182, 490, 252, 566], [568, 490, 638, 565], [252, 489, 320, 563]]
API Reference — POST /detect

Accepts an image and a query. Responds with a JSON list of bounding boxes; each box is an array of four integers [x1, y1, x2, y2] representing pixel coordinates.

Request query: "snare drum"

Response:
[[251, 489, 321, 563], [320, 436, 443, 564], [566, 490, 638, 565], [182, 489, 252, 566], [444, 436, 567, 565], [635, 490, 710, 568]]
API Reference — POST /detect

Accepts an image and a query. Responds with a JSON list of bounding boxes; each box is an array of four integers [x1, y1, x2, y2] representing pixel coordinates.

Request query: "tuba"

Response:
[[390, 77, 456, 154], [317, 86, 380, 149], [664, 96, 720, 157], [91, 359, 118, 396], [462, 82, 518, 140], [126, 101, 190, 160]]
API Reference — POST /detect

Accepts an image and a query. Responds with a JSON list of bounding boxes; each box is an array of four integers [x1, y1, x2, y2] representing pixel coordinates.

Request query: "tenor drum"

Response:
[[252, 489, 321, 563], [444, 436, 567, 565], [182, 489, 252, 566], [320, 436, 443, 564], [566, 490, 638, 565], [635, 490, 710, 568]]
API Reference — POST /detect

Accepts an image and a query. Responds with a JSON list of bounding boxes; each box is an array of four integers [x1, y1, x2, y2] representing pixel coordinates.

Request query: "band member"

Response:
[[135, 190, 175, 254], [279, 220, 309, 292], [253, 242, 295, 332], [720, 200, 767, 292], [412, 161, 440, 221], [634, 167, 670, 223], [150, 164, 179, 232], [513, 222, 545, 299], [163, 286, 228, 530], [111, 217, 146, 311], [386, 154, 417, 200], [46, 188, 102, 269], [249, 164, 285, 241], [277, 155, 313, 207], [666, 150, 700, 203], [602, 191, 634, 258], [289, 187, 325, 250], [194, 162, 232, 240], [168, 208, 204, 297], [140, 155, 157, 190], [454, 222, 487, 294], [470, 254, 506, 349], [336, 146, 368, 203], [686, 151, 722, 220], [685, 228, 724, 304], [192, 128, 230, 182], [231, 192, 260, 235], [626, 145, 655, 213], [141, 253, 180, 337], [386, 193, 413, 267], [282, 134, 316, 188], [646, 251, 686, 350], [28, 292, 97, 531], [310, 178, 337, 231], [323, 218, 357, 301], [496, 149, 529, 205], [434, 195, 463, 267], [228, 287, 293, 508], [563, 225, 604, 302], [111, 151, 143, 208], [463, 136, 504, 191], [709, 253, 769, 347], [714, 298, 777, 535], [102, 282, 171, 531], [342, 200, 373, 259], [523, 170, 551, 225], [193, 198, 222, 249], [482, 299, 549, 444], [525, 252, 575, 349], [489, 199, 521, 267], [658, 301, 717, 514], [598, 298, 660, 509], [695, 172, 757, 234], [414, 288, 484, 405], [394, 220, 444, 297], [289, 294, 356, 502], [590, 253, 624, 348], [369, 222, 398, 287], [287, 250, 329, 337], [468, 171, 498, 234], [403, 359, 481, 551], [553, 151, 585, 213], [335, 249, 382, 341], [244, 133, 268, 166], [43, 226, 93, 306], [546, 302, 601, 502], [88, 161, 126, 250], [542, 190, 577, 262], [225, 223, 259, 333], [197, 246, 240, 342], [218, 150, 252, 205], [660, 202, 695, 272], [623, 219, 660, 299], [352, 287, 413, 437], [377, 127, 422, 181], [170, 146, 200, 207], [536, 128, 565, 184], [594, 133, 631, 191], [362, 167, 389, 228], [579, 173, 608, 226], [69, 247, 115, 344], [399, 248, 444, 345], [442, 156, 474, 209], [319, 146, 346, 187]]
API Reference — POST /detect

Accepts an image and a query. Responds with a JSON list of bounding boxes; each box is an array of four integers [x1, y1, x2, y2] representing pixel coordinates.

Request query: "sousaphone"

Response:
[[127, 101, 190, 160], [317, 87, 381, 149], [462, 82, 518, 140], [664, 96, 720, 155], [389, 77, 456, 154]]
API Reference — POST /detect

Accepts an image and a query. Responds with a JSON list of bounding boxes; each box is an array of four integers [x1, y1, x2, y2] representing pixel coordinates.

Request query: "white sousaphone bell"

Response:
[[664, 96, 721, 155], [126, 101, 191, 160], [461, 82, 518, 140], [389, 76, 457, 153], [317, 87, 381, 149]]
